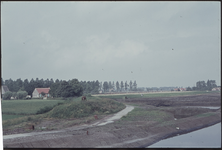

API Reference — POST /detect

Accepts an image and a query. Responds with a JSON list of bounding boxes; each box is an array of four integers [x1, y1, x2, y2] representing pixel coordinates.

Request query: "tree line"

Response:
[[1, 78, 100, 99], [100, 80, 137, 92], [186, 80, 217, 91]]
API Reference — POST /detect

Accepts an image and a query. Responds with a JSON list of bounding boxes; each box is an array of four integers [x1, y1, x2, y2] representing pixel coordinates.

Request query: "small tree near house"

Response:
[[41, 92, 46, 97]]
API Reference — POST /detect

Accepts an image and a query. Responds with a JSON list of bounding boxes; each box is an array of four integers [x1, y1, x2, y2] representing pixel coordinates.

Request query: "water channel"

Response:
[[147, 122, 221, 148]]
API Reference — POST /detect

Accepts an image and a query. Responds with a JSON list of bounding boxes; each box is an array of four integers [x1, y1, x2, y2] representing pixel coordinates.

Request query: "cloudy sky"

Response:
[[1, 1, 221, 87]]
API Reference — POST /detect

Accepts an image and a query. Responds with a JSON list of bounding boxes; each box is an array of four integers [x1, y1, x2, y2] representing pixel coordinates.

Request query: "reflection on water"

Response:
[[148, 123, 221, 148]]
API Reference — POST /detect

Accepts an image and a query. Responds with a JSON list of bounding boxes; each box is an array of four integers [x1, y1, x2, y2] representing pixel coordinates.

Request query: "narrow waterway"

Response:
[[148, 122, 221, 148]]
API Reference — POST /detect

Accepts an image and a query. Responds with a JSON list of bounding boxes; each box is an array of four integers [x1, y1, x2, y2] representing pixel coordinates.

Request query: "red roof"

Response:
[[36, 88, 50, 94]]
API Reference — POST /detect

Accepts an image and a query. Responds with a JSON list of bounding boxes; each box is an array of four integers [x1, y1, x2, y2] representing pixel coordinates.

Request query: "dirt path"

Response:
[[3, 104, 134, 140]]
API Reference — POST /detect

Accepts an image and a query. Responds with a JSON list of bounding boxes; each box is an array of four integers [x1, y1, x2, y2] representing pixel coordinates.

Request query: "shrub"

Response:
[[36, 106, 54, 114], [17, 91, 28, 99], [3, 91, 13, 100]]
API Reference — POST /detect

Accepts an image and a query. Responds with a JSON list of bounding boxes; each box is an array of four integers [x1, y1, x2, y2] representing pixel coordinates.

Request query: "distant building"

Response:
[[32, 88, 50, 98], [212, 87, 221, 91], [174, 88, 180, 91], [109, 88, 115, 92], [1, 85, 10, 95], [1, 85, 10, 99], [180, 88, 186, 91], [174, 88, 186, 91]]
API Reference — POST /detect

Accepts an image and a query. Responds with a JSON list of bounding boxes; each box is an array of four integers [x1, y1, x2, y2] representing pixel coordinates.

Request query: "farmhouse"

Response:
[[212, 87, 221, 91], [32, 88, 50, 98], [174, 88, 186, 91], [2, 85, 10, 94], [1, 85, 10, 99]]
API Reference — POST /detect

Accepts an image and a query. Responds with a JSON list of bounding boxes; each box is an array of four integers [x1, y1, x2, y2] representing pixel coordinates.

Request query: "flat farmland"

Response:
[[93, 91, 219, 99], [1, 99, 64, 115], [2, 114, 24, 121]]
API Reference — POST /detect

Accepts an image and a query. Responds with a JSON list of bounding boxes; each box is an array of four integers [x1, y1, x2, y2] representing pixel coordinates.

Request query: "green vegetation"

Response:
[[2, 91, 13, 100], [1, 99, 64, 115], [119, 107, 171, 123], [2, 114, 24, 121], [195, 112, 215, 118], [2, 97, 125, 129], [46, 97, 125, 118], [97, 91, 213, 99]]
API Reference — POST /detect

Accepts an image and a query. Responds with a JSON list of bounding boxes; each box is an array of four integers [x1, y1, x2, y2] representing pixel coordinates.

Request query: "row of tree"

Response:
[[3, 90, 28, 100], [49, 79, 83, 98], [2, 78, 55, 96], [100, 81, 137, 92], [1, 78, 101, 98], [186, 80, 217, 91]]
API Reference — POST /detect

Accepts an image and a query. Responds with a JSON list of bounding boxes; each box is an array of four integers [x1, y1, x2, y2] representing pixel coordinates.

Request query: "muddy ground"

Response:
[[3, 93, 221, 148]]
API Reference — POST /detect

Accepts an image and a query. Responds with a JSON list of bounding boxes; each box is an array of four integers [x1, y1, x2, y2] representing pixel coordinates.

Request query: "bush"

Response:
[[36, 106, 54, 114], [17, 91, 28, 99], [3, 91, 13, 100]]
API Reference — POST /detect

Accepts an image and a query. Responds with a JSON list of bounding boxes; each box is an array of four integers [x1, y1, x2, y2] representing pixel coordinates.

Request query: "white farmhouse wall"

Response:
[[32, 89, 39, 98]]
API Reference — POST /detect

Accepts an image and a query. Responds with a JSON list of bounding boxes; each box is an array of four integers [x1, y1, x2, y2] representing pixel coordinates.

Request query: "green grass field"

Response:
[[1, 99, 65, 115], [2, 114, 25, 121], [119, 107, 171, 123], [95, 91, 220, 99], [2, 96, 126, 129]]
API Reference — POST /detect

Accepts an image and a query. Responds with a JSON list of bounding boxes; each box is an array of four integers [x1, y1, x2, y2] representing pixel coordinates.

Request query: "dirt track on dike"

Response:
[[3, 93, 221, 148]]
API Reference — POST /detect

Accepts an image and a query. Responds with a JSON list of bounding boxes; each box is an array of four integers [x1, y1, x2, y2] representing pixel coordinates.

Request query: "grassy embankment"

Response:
[[2, 96, 125, 130]]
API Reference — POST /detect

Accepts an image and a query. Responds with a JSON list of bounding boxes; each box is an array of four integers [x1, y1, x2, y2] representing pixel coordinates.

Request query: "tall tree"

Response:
[[196, 81, 206, 90], [29, 78, 36, 96], [112, 81, 115, 91], [55, 79, 60, 83], [129, 80, 133, 91], [44, 78, 50, 88], [39, 78, 44, 88], [56, 80, 73, 97], [116, 81, 120, 92], [50, 78, 54, 86], [23, 79, 31, 95], [99, 82, 103, 91], [92, 80, 100, 94], [125, 81, 128, 91], [69, 78, 83, 96], [49, 82, 60, 97], [133, 80, 137, 91], [86, 81, 92, 94], [103, 81, 109, 92], [5, 78, 14, 92], [108, 81, 112, 90], [15, 78, 23, 92], [120, 81, 124, 92]]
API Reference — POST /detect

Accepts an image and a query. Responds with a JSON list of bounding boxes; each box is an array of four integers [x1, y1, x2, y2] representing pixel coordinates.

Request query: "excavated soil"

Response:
[[3, 93, 221, 148]]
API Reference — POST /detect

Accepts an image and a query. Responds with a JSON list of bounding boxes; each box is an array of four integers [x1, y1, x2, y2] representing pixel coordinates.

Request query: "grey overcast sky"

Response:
[[1, 1, 221, 87]]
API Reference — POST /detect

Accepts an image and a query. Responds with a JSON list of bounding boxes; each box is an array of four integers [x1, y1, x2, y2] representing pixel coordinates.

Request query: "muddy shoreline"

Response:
[[3, 93, 221, 148]]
